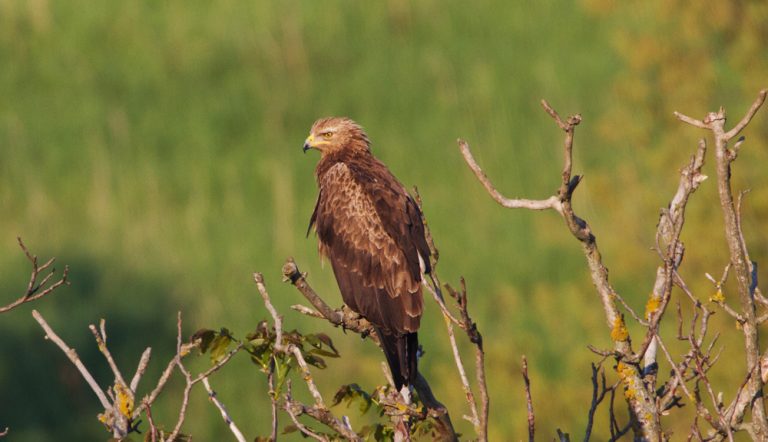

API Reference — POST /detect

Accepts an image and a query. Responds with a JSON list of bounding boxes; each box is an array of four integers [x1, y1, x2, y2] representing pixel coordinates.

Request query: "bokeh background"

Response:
[[2, 0, 768, 440]]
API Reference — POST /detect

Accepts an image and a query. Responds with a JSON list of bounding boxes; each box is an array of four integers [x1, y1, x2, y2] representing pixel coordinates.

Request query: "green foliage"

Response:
[[333, 383, 376, 415], [194, 321, 339, 402]]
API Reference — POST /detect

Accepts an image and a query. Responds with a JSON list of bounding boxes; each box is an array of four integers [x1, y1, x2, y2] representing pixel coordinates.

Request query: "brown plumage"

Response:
[[303, 117, 430, 389]]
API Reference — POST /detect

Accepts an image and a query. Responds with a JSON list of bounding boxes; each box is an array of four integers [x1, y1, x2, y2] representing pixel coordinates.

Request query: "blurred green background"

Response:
[[1, 0, 767, 440]]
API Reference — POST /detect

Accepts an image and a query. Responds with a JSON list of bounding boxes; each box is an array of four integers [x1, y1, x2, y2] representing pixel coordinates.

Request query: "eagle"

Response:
[[302, 117, 431, 390]]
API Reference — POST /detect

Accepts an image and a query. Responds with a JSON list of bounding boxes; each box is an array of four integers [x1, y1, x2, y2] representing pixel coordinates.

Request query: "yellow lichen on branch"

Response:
[[610, 315, 629, 342], [616, 362, 639, 401], [645, 295, 661, 320], [115, 383, 134, 418], [709, 288, 725, 303]]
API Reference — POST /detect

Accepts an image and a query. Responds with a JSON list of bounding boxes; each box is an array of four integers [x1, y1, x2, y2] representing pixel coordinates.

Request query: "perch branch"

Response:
[[282, 259, 457, 441]]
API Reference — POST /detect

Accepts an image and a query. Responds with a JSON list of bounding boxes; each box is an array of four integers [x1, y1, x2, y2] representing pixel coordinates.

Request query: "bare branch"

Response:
[[284, 380, 329, 442], [724, 89, 768, 140], [89, 321, 129, 390], [584, 361, 614, 442], [422, 277, 476, 431], [134, 351, 179, 419], [674, 112, 709, 130], [677, 88, 768, 438], [1, 238, 69, 313], [130, 347, 152, 393], [458, 139, 562, 212], [166, 312, 193, 442], [282, 259, 345, 325], [254, 273, 283, 356], [460, 100, 661, 439], [521, 355, 534, 442], [31, 310, 111, 410], [143, 400, 158, 442], [202, 377, 247, 442]]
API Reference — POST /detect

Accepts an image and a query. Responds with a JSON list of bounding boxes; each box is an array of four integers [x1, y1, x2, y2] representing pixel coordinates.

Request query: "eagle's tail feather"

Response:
[[377, 328, 418, 390]]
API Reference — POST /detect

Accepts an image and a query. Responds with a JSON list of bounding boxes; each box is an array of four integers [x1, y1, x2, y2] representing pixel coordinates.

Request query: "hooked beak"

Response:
[[302, 135, 314, 154]]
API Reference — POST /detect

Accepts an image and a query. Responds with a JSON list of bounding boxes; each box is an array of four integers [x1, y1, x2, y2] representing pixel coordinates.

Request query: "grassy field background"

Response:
[[1, 0, 767, 440]]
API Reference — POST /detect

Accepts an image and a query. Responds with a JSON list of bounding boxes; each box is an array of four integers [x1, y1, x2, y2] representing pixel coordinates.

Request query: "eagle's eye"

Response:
[[321, 131, 333, 139]]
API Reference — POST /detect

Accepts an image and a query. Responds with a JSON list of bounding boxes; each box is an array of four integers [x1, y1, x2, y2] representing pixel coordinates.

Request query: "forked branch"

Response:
[[459, 100, 660, 440], [1, 237, 69, 313]]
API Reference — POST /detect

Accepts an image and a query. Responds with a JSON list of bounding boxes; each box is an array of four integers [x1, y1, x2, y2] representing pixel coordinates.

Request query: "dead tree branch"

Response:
[[521, 355, 534, 442], [459, 100, 661, 440], [1, 237, 69, 313], [676, 88, 768, 438]]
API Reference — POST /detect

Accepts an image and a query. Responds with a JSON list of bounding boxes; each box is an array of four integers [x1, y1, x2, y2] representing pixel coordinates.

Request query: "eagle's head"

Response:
[[303, 117, 370, 156]]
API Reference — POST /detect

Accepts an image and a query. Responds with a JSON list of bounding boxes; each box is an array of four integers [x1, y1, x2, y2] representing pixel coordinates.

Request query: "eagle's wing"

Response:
[[313, 161, 427, 335]]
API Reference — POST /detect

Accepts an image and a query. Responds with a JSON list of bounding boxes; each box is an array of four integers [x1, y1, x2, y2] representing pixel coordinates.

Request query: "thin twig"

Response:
[[458, 139, 563, 213], [724, 90, 768, 140], [166, 312, 192, 442], [89, 321, 129, 390], [268, 359, 279, 442], [134, 353, 179, 419], [258, 271, 361, 441], [521, 356, 535, 442], [1, 238, 70, 313], [202, 377, 247, 442], [677, 89, 768, 438], [424, 275, 479, 433], [284, 381, 328, 442], [130, 347, 152, 393], [32, 310, 111, 410]]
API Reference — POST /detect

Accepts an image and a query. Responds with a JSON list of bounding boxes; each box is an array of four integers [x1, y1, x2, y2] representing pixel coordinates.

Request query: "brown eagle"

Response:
[[302, 117, 430, 390]]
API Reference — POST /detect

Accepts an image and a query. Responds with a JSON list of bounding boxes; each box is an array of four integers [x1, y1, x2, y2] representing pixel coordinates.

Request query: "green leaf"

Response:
[[332, 384, 374, 415], [314, 332, 338, 354], [246, 320, 272, 341], [208, 333, 233, 364], [282, 424, 299, 435], [190, 329, 216, 354], [305, 333, 340, 358], [308, 348, 341, 358], [303, 353, 327, 369], [274, 356, 291, 394], [283, 330, 303, 346]]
